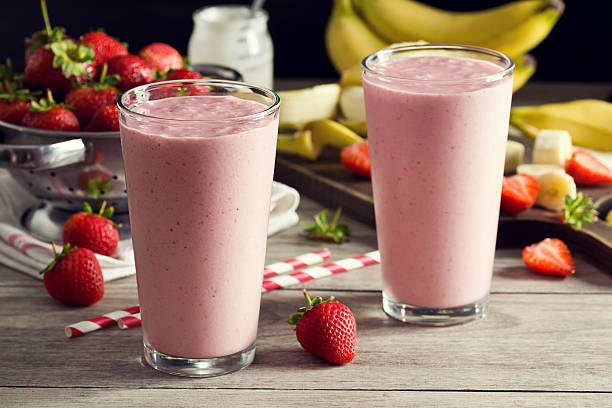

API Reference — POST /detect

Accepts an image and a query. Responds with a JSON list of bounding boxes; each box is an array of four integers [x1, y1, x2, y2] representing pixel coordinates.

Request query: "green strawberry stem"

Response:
[[40, 0, 52, 37], [41, 242, 75, 274], [288, 289, 336, 326], [83, 201, 119, 226]]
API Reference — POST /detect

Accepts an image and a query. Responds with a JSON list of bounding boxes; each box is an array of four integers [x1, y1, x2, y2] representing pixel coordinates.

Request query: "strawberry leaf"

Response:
[[288, 290, 336, 326], [562, 192, 598, 231], [301, 207, 350, 243]]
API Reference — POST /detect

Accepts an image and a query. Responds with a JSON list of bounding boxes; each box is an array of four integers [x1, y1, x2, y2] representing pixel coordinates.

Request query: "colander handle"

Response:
[[0, 138, 86, 170]]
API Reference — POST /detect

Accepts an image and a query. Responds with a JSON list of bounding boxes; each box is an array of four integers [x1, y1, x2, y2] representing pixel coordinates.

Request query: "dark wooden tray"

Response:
[[274, 139, 612, 271]]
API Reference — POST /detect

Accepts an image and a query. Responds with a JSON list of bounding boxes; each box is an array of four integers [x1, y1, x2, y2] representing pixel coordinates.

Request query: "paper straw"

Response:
[[261, 250, 380, 292], [68, 250, 376, 334], [117, 313, 142, 329], [263, 248, 331, 278], [64, 305, 140, 338]]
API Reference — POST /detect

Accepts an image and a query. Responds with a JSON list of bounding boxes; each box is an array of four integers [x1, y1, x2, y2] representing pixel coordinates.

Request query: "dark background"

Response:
[[1, 0, 609, 82]]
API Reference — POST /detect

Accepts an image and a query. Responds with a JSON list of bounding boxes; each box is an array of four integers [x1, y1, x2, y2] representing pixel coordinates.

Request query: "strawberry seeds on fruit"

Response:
[[21, 89, 80, 131], [64, 63, 119, 125], [62, 201, 119, 256], [25, 0, 97, 92], [522, 238, 576, 277], [288, 289, 356, 365], [41, 243, 104, 306]]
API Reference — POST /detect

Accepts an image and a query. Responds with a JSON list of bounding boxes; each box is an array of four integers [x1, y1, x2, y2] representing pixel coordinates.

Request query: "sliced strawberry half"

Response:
[[340, 140, 371, 178], [522, 238, 575, 277], [565, 150, 612, 186], [500, 174, 539, 214]]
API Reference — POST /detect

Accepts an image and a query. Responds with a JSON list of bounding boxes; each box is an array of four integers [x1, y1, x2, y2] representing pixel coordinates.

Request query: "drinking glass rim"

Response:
[[117, 79, 280, 124], [361, 44, 515, 84]]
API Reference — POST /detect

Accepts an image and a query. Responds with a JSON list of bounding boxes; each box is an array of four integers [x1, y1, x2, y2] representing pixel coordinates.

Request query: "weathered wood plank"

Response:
[[2, 195, 610, 294], [3, 388, 611, 408], [1, 289, 611, 392]]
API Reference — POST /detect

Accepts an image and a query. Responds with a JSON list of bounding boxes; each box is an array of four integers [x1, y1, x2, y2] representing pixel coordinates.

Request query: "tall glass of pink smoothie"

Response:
[[362, 45, 514, 325], [117, 80, 279, 376]]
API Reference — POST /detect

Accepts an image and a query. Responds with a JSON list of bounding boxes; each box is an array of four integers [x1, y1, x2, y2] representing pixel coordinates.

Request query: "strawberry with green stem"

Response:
[[41, 242, 104, 306], [25, 0, 96, 92], [21, 89, 80, 131], [301, 207, 350, 243], [288, 289, 356, 365], [0, 58, 41, 124], [62, 201, 120, 256], [80, 30, 128, 68], [64, 63, 119, 125]]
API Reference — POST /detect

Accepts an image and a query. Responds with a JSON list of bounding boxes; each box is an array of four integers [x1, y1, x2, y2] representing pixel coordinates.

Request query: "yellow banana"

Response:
[[341, 53, 536, 93], [481, 5, 563, 58], [277, 83, 341, 130], [325, 0, 388, 74], [511, 99, 612, 151], [353, 0, 561, 45], [277, 119, 364, 160], [512, 54, 536, 92]]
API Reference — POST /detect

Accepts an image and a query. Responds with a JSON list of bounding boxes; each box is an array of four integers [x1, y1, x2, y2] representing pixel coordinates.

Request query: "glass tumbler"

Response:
[[118, 80, 280, 376], [362, 44, 514, 326]]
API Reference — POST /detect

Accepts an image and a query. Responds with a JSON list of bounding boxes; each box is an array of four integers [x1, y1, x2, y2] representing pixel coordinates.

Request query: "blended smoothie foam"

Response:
[[120, 94, 278, 358], [363, 55, 513, 309]]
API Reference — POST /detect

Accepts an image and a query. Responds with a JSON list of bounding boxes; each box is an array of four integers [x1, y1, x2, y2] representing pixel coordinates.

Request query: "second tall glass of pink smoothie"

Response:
[[362, 45, 514, 325], [118, 80, 279, 376]]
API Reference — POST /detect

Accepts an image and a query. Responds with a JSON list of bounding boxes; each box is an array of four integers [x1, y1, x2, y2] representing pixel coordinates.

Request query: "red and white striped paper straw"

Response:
[[263, 248, 331, 278], [262, 250, 380, 292], [64, 305, 140, 338], [111, 251, 380, 331], [118, 313, 142, 329]]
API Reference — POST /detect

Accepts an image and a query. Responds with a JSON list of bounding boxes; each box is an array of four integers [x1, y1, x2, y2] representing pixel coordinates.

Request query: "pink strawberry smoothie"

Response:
[[363, 55, 513, 309], [120, 95, 278, 358]]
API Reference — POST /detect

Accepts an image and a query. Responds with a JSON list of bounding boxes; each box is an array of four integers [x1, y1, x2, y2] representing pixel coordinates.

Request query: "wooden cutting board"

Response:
[[274, 136, 612, 271]]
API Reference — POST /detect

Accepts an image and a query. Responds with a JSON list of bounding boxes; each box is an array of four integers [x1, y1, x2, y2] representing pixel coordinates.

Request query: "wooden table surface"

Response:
[[2, 81, 612, 407]]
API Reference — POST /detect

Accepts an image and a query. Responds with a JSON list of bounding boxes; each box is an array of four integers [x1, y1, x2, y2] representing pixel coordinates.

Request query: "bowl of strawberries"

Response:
[[0, 0, 241, 240]]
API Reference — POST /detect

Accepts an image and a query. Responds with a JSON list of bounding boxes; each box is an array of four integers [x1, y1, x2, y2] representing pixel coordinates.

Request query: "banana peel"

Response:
[[277, 119, 364, 160], [512, 54, 537, 92], [511, 99, 612, 151], [325, 0, 388, 73]]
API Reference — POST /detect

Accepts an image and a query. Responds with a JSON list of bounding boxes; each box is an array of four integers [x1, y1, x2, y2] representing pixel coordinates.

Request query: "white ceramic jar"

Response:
[[188, 5, 274, 89]]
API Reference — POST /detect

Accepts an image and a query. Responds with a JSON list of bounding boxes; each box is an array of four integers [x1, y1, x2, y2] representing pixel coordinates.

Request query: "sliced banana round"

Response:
[[277, 83, 341, 130], [516, 163, 565, 179], [535, 172, 577, 211]]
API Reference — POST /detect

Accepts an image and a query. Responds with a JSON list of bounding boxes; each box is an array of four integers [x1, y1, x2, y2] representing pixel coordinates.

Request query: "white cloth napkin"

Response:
[[0, 170, 300, 281]]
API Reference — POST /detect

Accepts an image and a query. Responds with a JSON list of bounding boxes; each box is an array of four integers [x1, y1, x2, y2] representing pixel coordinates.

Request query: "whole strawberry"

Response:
[[63, 202, 119, 256], [21, 90, 80, 131], [25, 1, 96, 92], [41, 243, 104, 306], [288, 290, 356, 365], [166, 68, 203, 80], [80, 31, 128, 68], [139, 43, 183, 74], [106, 55, 154, 92], [64, 64, 119, 125], [84, 105, 119, 132], [0, 59, 41, 124]]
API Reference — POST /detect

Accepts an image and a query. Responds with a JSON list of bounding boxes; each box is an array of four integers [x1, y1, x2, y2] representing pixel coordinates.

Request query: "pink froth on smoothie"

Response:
[[120, 95, 278, 358], [363, 55, 513, 309]]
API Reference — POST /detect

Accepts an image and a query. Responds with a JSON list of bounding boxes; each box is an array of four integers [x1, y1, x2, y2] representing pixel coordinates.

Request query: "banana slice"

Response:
[[535, 172, 576, 211], [277, 84, 341, 130], [516, 163, 565, 179], [606, 209, 612, 226], [532, 129, 573, 167], [504, 140, 525, 174]]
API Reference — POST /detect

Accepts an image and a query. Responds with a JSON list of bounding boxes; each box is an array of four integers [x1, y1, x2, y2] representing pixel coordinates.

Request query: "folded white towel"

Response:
[[0, 170, 300, 281]]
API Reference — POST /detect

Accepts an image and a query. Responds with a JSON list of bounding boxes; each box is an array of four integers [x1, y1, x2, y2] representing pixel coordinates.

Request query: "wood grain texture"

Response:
[[2, 78, 612, 406], [3, 388, 611, 408], [1, 287, 611, 392]]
